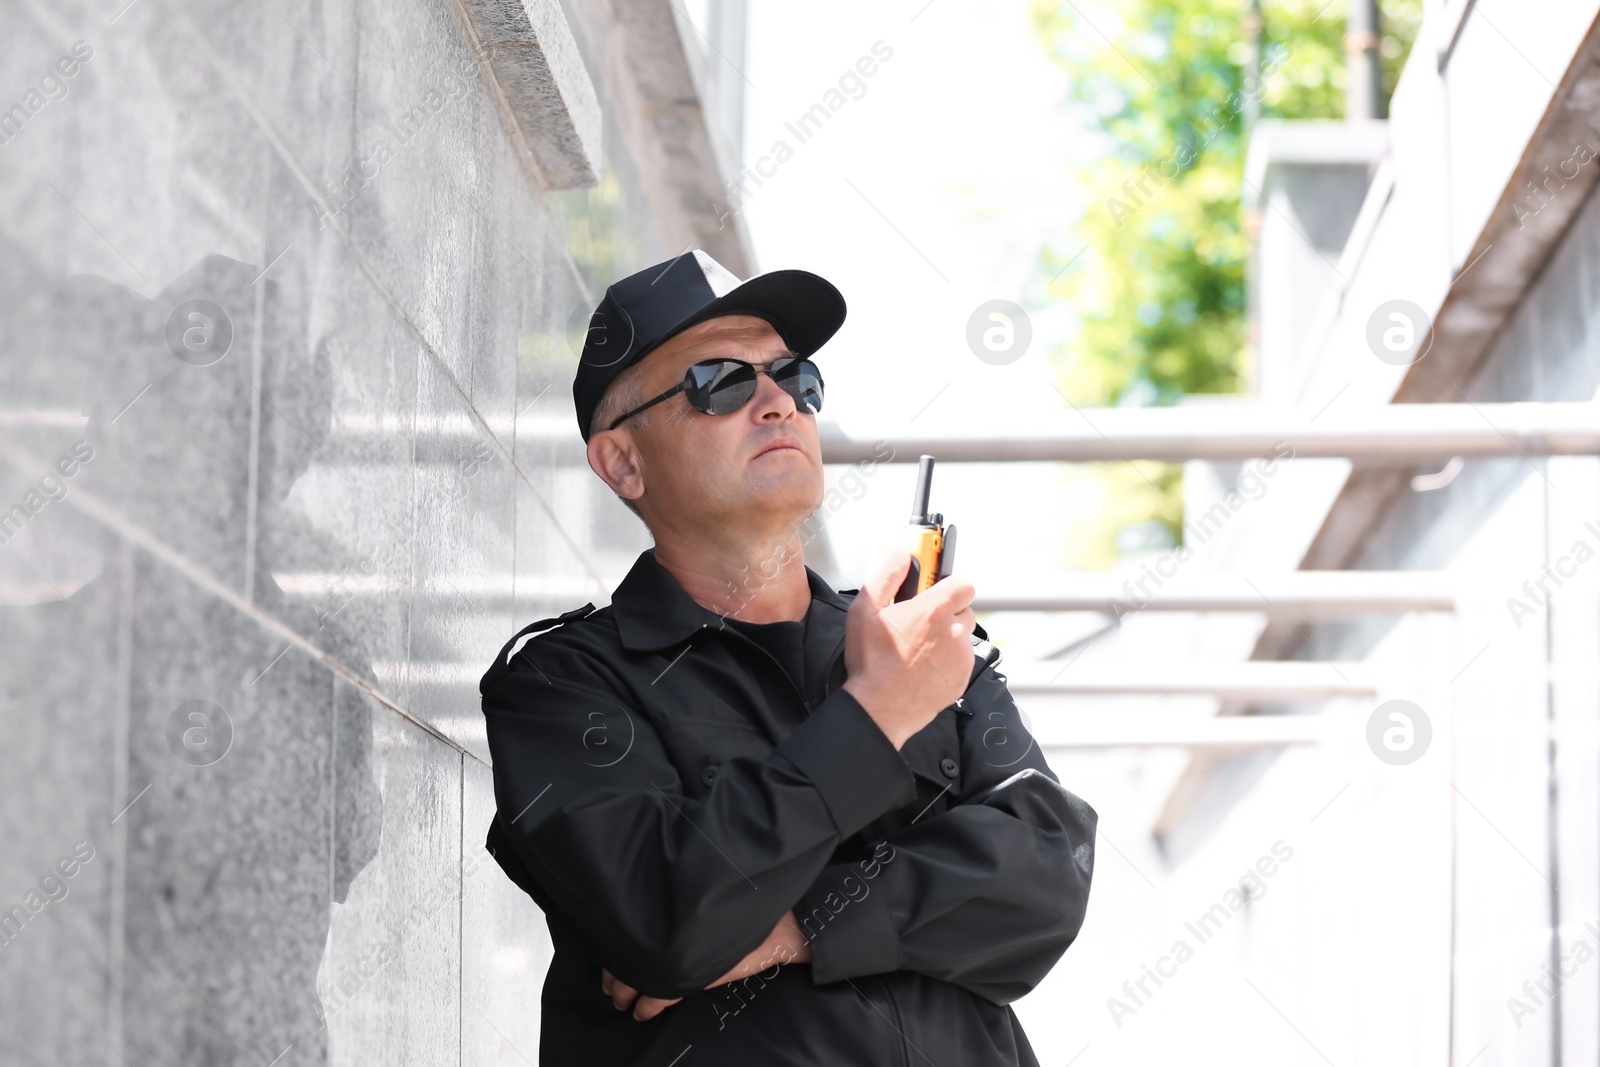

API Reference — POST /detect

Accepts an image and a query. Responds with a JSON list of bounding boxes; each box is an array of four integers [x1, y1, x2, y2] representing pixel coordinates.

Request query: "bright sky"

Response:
[[734, 0, 1107, 656]]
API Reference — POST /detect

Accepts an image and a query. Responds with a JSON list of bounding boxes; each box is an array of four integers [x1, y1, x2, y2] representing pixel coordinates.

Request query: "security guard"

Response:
[[479, 249, 1098, 1065]]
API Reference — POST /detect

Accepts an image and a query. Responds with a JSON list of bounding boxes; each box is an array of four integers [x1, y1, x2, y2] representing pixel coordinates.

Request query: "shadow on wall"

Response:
[[0, 249, 383, 1065]]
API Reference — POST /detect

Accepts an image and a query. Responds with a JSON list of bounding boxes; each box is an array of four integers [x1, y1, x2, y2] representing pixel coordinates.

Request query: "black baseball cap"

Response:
[[572, 249, 846, 443]]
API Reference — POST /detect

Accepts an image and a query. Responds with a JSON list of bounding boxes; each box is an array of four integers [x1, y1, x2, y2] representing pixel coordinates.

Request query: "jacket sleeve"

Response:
[[790, 648, 1097, 1006], [479, 635, 919, 1000]]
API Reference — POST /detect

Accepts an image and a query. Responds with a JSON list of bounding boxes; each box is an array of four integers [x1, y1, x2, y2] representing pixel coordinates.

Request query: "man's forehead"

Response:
[[645, 316, 791, 377]]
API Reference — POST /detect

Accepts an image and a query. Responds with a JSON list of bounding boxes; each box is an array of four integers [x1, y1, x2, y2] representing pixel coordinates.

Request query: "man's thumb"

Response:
[[858, 543, 912, 606]]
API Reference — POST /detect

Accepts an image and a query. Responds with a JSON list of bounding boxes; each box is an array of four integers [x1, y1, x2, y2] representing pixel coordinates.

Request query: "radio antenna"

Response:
[[908, 455, 935, 525]]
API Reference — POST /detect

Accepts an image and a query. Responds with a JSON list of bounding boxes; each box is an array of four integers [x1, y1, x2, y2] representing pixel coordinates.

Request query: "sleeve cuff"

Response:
[[794, 863, 900, 984], [773, 688, 916, 838]]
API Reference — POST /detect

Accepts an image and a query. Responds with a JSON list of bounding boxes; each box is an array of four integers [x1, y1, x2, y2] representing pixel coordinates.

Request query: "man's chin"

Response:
[[733, 480, 824, 521]]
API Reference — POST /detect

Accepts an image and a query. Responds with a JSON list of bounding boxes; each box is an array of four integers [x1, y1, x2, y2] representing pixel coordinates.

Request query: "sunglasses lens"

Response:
[[685, 358, 825, 417], [695, 362, 758, 415], [777, 358, 824, 414]]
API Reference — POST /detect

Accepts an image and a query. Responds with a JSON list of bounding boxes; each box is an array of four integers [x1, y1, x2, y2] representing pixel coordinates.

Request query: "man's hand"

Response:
[[841, 543, 977, 750], [601, 909, 813, 1021]]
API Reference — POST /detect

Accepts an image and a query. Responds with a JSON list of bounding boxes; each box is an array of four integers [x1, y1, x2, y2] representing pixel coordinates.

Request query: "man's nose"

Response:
[[751, 366, 798, 417]]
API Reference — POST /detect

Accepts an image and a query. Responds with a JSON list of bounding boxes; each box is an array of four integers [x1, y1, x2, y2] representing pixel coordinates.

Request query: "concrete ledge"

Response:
[[1284, 9, 1600, 582], [458, 0, 603, 189], [592, 0, 756, 274], [1397, 10, 1600, 403], [1242, 119, 1390, 207]]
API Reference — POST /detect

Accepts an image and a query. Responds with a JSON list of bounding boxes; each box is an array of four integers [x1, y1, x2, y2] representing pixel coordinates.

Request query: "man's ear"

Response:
[[588, 432, 646, 504]]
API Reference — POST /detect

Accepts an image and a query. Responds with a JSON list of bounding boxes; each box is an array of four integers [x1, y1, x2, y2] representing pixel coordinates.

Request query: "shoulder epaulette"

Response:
[[480, 603, 598, 696], [503, 602, 597, 665]]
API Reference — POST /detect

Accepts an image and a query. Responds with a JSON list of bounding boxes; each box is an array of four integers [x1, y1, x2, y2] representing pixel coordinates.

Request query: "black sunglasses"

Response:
[[607, 354, 825, 431]]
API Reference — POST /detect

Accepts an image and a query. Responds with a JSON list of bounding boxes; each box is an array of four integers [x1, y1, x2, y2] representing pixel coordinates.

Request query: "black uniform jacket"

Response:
[[478, 549, 1098, 1066]]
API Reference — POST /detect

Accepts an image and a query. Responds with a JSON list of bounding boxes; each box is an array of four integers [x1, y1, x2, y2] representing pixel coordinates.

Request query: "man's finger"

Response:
[[607, 976, 640, 1012], [632, 995, 683, 1021], [926, 574, 976, 613], [858, 542, 911, 609]]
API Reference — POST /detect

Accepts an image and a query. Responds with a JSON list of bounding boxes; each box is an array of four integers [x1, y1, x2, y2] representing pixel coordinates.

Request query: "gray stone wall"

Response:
[[0, 0, 704, 1061]]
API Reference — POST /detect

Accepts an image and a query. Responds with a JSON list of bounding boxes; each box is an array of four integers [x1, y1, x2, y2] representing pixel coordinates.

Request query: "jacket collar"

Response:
[[610, 548, 852, 653]]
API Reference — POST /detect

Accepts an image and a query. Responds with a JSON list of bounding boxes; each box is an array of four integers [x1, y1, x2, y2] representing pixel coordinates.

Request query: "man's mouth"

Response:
[[755, 439, 803, 458]]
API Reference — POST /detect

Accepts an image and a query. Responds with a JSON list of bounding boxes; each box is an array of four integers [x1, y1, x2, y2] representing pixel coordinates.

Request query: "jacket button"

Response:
[[701, 765, 718, 786], [939, 757, 958, 778]]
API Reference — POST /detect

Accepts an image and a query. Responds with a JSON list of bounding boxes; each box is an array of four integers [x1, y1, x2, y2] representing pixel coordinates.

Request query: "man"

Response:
[[479, 249, 1097, 1065]]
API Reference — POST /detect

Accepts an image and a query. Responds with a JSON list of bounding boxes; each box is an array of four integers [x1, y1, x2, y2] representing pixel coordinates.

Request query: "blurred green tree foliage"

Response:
[[1030, 0, 1418, 563]]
